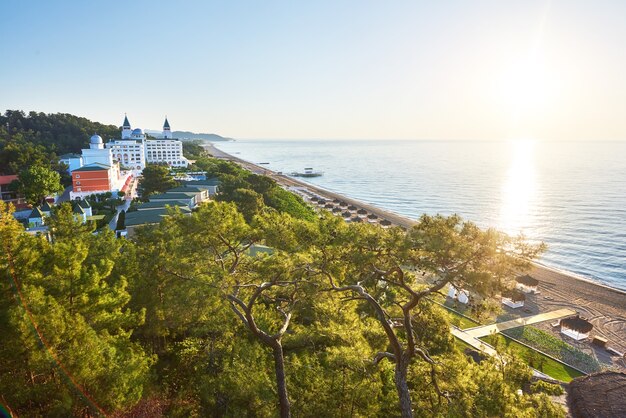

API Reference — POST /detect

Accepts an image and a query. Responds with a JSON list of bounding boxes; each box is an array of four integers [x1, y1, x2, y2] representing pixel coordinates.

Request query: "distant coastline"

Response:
[[145, 129, 233, 141]]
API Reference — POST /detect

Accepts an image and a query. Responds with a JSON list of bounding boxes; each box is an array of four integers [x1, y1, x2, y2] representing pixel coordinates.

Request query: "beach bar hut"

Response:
[[560, 315, 593, 340], [447, 285, 469, 304], [501, 289, 526, 309], [515, 274, 539, 294], [567, 371, 626, 418]]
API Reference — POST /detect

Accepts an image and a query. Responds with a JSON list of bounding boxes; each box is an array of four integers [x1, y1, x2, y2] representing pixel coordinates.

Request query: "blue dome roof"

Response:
[[90, 134, 103, 144]]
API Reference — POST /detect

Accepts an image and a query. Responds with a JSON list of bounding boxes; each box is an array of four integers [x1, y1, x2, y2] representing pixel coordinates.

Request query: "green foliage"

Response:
[[116, 210, 126, 231], [181, 140, 208, 160], [0, 201, 152, 416], [482, 333, 583, 382], [0, 195, 563, 417], [139, 164, 178, 197], [531, 380, 565, 396], [0, 109, 120, 175], [502, 326, 600, 374], [18, 165, 64, 205]]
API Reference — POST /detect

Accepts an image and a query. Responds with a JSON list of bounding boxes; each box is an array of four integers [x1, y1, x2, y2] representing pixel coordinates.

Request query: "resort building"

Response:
[[122, 180, 217, 236], [501, 289, 526, 309], [106, 118, 146, 172], [108, 115, 189, 169], [68, 134, 127, 199], [447, 285, 470, 304], [515, 274, 539, 294], [70, 162, 121, 198], [0, 174, 25, 207], [28, 207, 45, 228], [560, 316, 593, 341], [58, 153, 83, 173]]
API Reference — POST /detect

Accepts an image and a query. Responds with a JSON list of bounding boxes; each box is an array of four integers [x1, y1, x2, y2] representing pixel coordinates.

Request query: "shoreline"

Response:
[[204, 142, 626, 358]]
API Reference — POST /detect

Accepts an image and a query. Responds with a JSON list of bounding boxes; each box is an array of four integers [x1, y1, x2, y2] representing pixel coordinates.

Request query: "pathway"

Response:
[[462, 308, 576, 338]]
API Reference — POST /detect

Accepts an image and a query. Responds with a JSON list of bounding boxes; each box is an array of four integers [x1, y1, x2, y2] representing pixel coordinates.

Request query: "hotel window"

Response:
[[75, 174, 80, 178], [76, 181, 81, 185]]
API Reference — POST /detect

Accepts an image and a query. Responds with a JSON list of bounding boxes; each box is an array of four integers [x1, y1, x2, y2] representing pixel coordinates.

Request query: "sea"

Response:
[[214, 139, 626, 291]]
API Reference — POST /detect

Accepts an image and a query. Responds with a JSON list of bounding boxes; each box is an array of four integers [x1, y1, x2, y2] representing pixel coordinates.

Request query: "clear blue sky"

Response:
[[2, 0, 626, 140]]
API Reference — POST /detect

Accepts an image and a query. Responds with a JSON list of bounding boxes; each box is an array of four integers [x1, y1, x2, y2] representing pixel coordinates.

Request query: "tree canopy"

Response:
[[18, 165, 64, 205]]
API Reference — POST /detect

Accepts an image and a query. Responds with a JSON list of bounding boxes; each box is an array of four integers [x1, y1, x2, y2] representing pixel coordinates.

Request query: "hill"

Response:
[[144, 129, 232, 141]]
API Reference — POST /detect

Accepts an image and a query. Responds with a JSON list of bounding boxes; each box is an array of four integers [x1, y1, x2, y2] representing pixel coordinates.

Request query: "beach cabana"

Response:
[[515, 274, 539, 294], [567, 371, 626, 418], [447, 285, 469, 304], [501, 289, 526, 309], [560, 316, 593, 340]]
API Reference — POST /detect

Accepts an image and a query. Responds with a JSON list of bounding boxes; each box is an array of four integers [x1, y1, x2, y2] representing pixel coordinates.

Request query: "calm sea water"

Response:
[[214, 140, 626, 290]]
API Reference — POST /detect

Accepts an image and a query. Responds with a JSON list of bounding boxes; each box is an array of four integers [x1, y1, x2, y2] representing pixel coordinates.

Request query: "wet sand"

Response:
[[205, 143, 626, 365]]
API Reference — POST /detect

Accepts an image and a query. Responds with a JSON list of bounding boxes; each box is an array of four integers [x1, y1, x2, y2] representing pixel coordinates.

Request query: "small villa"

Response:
[[560, 315, 593, 340], [515, 274, 539, 293], [501, 289, 526, 309], [448, 284, 469, 304], [28, 207, 45, 228]]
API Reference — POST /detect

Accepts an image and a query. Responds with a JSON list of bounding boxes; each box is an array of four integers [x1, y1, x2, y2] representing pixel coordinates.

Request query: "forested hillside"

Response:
[[0, 110, 120, 174]]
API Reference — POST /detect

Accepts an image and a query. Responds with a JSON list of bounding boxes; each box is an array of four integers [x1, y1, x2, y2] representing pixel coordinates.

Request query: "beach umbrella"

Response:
[[333, 198, 341, 204], [380, 219, 392, 226], [342, 211, 352, 218], [357, 209, 367, 216], [310, 196, 319, 202], [324, 203, 334, 209], [367, 214, 378, 219], [351, 216, 363, 223], [318, 199, 327, 205], [332, 207, 342, 213], [347, 205, 357, 211], [339, 201, 348, 207]]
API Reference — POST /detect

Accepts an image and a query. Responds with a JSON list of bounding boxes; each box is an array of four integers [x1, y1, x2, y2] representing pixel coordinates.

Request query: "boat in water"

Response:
[[290, 167, 323, 177]]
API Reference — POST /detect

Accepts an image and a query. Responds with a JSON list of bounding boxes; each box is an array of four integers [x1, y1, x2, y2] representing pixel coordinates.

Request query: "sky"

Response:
[[1, 0, 626, 140]]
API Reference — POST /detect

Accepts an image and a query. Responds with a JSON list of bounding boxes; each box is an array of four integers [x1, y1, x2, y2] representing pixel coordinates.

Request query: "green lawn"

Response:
[[481, 334, 584, 382]]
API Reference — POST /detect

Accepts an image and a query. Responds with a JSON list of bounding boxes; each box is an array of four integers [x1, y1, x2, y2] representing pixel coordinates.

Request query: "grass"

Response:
[[481, 334, 584, 382]]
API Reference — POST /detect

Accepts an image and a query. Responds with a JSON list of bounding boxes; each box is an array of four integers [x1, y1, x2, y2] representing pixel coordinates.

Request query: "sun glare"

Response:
[[498, 139, 537, 236]]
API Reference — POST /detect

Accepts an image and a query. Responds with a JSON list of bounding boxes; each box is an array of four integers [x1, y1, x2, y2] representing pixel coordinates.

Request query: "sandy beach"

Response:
[[205, 143, 626, 369]]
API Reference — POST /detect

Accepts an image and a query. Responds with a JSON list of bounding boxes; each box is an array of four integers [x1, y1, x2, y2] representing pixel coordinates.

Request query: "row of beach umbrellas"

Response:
[[306, 194, 392, 226]]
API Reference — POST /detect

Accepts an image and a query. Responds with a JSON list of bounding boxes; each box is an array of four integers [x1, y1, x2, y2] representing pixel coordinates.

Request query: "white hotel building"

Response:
[[106, 115, 189, 173]]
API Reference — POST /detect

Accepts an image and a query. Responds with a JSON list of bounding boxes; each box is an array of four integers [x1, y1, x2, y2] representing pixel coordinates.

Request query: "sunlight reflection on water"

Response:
[[498, 140, 538, 237]]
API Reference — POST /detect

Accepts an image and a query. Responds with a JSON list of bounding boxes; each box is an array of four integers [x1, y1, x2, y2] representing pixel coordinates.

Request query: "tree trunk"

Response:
[[271, 342, 291, 418], [394, 360, 413, 418]]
